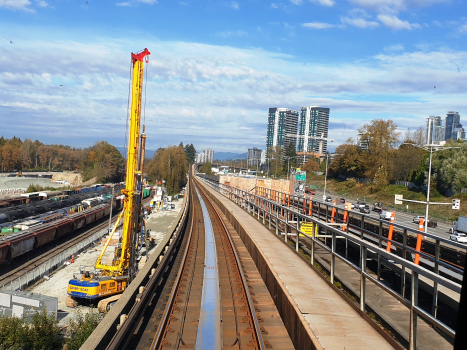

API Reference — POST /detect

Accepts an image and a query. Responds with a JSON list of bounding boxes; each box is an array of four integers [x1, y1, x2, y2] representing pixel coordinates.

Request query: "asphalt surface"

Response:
[[311, 188, 463, 244]]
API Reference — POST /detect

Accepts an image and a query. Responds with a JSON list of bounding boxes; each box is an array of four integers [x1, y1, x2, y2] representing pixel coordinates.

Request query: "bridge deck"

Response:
[[200, 181, 396, 350]]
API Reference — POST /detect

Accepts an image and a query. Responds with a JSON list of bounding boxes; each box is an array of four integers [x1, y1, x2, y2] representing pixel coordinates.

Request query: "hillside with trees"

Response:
[[0, 136, 124, 183]]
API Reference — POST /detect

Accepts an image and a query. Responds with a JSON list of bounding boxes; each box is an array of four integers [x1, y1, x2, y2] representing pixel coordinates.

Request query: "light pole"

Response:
[[284, 155, 301, 180], [323, 154, 330, 200], [403, 143, 460, 232]]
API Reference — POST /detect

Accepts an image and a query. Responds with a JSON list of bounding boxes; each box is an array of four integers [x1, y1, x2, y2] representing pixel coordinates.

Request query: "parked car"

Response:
[[450, 232, 467, 243], [360, 205, 371, 214], [380, 211, 392, 220], [413, 216, 438, 228]]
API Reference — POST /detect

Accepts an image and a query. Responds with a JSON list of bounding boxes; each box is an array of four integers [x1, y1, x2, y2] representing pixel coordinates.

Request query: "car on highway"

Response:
[[450, 232, 467, 243], [413, 215, 438, 228], [325, 196, 332, 202], [380, 211, 392, 220], [360, 205, 370, 214], [340, 198, 345, 203]]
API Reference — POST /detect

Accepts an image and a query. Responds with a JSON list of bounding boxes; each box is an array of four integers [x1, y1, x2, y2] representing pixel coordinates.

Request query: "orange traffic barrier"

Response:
[[71, 254, 75, 264], [386, 212, 395, 252], [330, 199, 337, 223], [342, 203, 351, 231], [308, 197, 312, 216], [414, 218, 424, 265]]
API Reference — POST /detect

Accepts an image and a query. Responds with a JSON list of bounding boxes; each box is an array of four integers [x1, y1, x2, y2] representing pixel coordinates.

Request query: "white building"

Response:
[[196, 149, 214, 163]]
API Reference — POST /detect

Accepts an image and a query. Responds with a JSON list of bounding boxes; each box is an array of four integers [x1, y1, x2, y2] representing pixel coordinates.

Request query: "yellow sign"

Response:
[[300, 222, 317, 237]]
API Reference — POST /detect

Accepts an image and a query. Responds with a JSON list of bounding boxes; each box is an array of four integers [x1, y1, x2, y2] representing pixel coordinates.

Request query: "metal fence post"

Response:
[[296, 215, 300, 252], [276, 205, 279, 236], [360, 246, 367, 312], [269, 201, 272, 229], [285, 208, 289, 242], [377, 221, 382, 281], [432, 240, 440, 318], [401, 229, 408, 297], [331, 231, 336, 284], [409, 271, 419, 350]]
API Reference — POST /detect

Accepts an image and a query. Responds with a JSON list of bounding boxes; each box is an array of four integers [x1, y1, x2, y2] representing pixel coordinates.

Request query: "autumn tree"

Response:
[[147, 145, 188, 195], [329, 139, 363, 178], [358, 119, 400, 182], [81, 141, 124, 183], [302, 157, 320, 173]]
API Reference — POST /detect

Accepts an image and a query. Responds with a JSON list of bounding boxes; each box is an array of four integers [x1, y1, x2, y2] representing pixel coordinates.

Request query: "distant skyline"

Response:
[[0, 1, 466, 153]]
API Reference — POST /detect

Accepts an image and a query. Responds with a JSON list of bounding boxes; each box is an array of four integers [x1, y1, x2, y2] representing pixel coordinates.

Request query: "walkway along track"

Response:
[[0, 197, 152, 290], [102, 177, 293, 350]]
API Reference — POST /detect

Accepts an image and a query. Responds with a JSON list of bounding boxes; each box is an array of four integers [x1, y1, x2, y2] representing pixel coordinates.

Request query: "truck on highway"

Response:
[[450, 216, 467, 235]]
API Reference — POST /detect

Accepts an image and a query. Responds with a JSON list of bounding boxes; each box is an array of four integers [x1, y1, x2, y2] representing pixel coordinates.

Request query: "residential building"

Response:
[[453, 127, 466, 141], [266, 107, 299, 154], [196, 149, 214, 164], [356, 133, 370, 151], [247, 147, 262, 167], [260, 150, 266, 165], [426, 116, 445, 144], [445, 111, 462, 141], [297, 106, 330, 155]]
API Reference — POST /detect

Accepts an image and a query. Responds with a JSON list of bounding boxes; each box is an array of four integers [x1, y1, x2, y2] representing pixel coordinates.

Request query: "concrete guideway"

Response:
[[197, 179, 397, 350]]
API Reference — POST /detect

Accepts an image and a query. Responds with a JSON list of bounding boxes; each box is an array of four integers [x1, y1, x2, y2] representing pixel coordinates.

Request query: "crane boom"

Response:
[[68, 48, 151, 309]]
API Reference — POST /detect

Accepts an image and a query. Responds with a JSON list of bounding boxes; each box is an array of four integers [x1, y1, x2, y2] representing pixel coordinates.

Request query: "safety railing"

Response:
[[197, 176, 463, 350]]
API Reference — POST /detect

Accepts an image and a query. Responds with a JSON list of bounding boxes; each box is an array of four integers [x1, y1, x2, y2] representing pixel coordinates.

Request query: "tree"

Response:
[[358, 119, 400, 181], [65, 311, 103, 350], [184, 143, 196, 164], [266, 146, 283, 177], [303, 157, 319, 173], [283, 142, 297, 175], [329, 139, 363, 178]]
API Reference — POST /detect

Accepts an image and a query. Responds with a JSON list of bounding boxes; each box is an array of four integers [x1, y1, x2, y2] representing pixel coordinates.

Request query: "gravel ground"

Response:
[[0, 177, 64, 190], [28, 200, 183, 327]]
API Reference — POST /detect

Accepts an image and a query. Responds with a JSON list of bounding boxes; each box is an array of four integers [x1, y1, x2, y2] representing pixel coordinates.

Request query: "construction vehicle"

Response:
[[66, 48, 150, 312]]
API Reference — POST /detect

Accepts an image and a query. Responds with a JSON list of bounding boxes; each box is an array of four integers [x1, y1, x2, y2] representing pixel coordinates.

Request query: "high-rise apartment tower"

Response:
[[445, 112, 462, 141], [297, 106, 330, 154], [266, 107, 299, 154], [426, 116, 445, 144]]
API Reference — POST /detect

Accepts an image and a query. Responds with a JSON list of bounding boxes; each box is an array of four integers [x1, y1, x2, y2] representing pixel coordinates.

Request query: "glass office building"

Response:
[[297, 107, 330, 155]]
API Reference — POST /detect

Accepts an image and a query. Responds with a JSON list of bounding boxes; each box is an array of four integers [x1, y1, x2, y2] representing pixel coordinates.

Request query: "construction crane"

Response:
[[66, 48, 150, 312]]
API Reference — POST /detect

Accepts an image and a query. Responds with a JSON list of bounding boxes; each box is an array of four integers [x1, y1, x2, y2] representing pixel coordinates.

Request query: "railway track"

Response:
[[0, 197, 151, 289], [105, 178, 292, 350]]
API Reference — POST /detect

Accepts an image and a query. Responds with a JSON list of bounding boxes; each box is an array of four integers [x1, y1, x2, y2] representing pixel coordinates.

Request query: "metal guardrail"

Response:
[[198, 176, 463, 350]]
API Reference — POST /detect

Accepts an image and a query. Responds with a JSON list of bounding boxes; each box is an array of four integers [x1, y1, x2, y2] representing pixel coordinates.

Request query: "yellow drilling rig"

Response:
[[66, 48, 150, 312]]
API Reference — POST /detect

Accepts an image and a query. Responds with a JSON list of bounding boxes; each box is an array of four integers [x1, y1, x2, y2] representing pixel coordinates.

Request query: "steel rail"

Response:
[[104, 188, 191, 350], [149, 185, 197, 350], [197, 179, 266, 350]]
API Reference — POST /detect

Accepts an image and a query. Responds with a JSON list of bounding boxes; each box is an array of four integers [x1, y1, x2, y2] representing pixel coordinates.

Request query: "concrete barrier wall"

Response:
[[219, 176, 290, 193]]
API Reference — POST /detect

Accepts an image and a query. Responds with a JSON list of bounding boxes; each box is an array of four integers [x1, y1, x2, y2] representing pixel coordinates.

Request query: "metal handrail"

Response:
[[197, 176, 463, 350]]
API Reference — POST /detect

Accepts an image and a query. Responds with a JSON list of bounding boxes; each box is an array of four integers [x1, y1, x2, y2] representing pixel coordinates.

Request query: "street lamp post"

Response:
[[403, 143, 460, 233], [323, 154, 329, 200]]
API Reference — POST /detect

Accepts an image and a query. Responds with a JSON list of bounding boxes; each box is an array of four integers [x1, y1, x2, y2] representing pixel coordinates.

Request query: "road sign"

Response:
[[395, 194, 403, 205], [452, 199, 460, 210]]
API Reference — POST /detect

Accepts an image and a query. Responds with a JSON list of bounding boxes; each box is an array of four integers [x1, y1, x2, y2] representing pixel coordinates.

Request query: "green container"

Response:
[[1, 227, 20, 235]]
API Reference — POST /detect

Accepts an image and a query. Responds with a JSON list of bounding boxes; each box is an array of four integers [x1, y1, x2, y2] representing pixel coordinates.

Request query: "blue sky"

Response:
[[0, 0, 466, 154]]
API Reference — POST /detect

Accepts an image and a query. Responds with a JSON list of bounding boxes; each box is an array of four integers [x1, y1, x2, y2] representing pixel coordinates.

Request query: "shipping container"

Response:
[[72, 214, 86, 231], [95, 207, 105, 221], [85, 211, 96, 225]]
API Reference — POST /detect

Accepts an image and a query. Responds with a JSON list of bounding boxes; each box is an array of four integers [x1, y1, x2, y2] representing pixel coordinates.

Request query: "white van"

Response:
[[379, 211, 392, 220]]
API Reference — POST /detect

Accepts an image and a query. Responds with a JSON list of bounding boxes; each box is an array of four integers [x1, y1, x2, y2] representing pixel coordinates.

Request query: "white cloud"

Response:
[[117, 0, 157, 6], [378, 14, 421, 30], [341, 17, 379, 28], [383, 44, 404, 52], [229, 1, 239, 9], [310, 0, 335, 6], [289, 0, 303, 4], [432, 20, 443, 27], [215, 30, 248, 37], [179, 1, 188, 5], [271, 3, 278, 8], [302, 22, 334, 29], [36, 0, 48, 7], [0, 0, 32, 10], [460, 23, 467, 33]]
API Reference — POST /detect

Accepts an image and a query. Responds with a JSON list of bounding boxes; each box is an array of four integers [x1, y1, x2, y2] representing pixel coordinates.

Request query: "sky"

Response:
[[0, 0, 466, 154]]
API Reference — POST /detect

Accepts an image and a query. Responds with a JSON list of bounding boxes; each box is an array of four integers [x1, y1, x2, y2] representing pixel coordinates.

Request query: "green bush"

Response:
[[65, 310, 103, 350], [0, 309, 62, 350]]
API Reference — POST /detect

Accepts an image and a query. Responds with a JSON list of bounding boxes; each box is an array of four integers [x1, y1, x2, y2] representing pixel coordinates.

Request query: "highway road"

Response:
[[310, 188, 462, 243]]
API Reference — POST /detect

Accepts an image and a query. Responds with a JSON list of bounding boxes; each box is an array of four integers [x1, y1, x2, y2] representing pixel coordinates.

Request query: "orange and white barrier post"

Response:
[[330, 199, 337, 223], [414, 218, 424, 265], [308, 196, 312, 216], [386, 212, 395, 252], [342, 203, 351, 231]]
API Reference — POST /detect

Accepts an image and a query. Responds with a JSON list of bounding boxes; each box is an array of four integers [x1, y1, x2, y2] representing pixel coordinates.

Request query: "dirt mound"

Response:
[[52, 172, 84, 186]]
